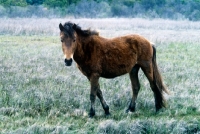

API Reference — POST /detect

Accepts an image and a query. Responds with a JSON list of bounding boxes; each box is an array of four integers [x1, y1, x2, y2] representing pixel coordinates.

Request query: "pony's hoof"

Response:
[[89, 112, 95, 118], [126, 109, 130, 113], [156, 106, 162, 113], [89, 108, 95, 118], [105, 112, 111, 116], [126, 108, 135, 113]]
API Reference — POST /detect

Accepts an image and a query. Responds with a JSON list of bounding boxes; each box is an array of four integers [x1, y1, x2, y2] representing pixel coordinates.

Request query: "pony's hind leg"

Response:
[[140, 62, 166, 112], [127, 64, 140, 113]]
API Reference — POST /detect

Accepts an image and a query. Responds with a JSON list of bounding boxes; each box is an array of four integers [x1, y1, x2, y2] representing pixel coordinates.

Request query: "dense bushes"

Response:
[[68, 0, 111, 18], [0, 5, 63, 18], [0, 0, 200, 20]]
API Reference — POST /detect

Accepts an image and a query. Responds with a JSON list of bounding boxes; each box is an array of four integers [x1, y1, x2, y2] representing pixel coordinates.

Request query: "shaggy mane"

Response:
[[63, 22, 99, 37]]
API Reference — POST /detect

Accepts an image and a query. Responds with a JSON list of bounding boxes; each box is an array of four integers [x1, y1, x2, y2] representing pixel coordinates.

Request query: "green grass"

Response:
[[0, 34, 200, 133]]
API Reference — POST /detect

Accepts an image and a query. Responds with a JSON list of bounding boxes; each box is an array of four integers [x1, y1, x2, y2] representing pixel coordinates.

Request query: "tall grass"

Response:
[[0, 18, 200, 133], [0, 18, 200, 42]]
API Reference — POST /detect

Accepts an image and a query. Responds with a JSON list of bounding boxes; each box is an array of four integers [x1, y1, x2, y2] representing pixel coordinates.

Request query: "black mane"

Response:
[[63, 22, 99, 38]]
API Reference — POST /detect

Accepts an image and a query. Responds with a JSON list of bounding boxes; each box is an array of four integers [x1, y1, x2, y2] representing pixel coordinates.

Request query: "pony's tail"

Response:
[[152, 45, 170, 96]]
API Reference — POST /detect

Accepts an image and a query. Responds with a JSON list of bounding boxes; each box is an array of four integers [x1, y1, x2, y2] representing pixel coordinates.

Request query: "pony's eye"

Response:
[[61, 39, 64, 42], [73, 37, 76, 42]]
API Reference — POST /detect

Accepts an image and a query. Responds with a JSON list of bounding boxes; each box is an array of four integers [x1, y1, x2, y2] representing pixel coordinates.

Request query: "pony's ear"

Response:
[[72, 23, 76, 29], [59, 23, 65, 31]]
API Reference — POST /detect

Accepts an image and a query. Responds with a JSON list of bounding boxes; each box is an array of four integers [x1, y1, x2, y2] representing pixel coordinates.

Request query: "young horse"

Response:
[[59, 22, 169, 117]]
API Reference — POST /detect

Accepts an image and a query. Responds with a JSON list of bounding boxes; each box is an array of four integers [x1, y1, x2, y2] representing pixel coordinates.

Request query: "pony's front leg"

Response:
[[89, 94, 96, 117], [97, 88, 110, 116], [89, 74, 99, 117]]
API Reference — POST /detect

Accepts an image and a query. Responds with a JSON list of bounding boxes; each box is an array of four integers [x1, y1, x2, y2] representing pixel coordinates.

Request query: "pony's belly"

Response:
[[100, 68, 130, 79], [101, 73, 124, 79]]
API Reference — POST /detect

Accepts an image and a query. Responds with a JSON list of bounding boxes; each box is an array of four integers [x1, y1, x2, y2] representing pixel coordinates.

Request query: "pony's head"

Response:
[[59, 22, 99, 66], [59, 22, 77, 66]]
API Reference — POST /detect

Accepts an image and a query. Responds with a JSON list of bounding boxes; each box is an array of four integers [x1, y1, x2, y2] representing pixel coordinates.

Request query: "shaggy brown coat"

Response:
[[59, 22, 169, 117]]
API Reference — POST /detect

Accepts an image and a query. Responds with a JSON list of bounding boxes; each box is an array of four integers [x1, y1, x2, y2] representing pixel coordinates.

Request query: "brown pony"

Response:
[[59, 22, 169, 117]]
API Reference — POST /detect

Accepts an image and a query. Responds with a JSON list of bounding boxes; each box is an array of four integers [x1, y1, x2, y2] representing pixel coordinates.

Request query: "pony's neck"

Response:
[[73, 34, 89, 63]]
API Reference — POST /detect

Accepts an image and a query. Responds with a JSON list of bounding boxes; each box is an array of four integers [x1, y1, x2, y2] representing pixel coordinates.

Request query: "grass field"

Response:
[[0, 18, 200, 133]]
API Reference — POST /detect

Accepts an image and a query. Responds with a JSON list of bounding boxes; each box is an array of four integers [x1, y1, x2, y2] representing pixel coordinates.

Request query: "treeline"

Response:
[[0, 0, 200, 20]]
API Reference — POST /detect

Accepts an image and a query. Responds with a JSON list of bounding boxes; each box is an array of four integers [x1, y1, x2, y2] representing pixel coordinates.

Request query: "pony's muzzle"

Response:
[[65, 58, 73, 66]]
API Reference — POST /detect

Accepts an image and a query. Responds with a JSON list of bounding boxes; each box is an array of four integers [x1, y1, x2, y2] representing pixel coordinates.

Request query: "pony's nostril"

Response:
[[64, 58, 73, 66]]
